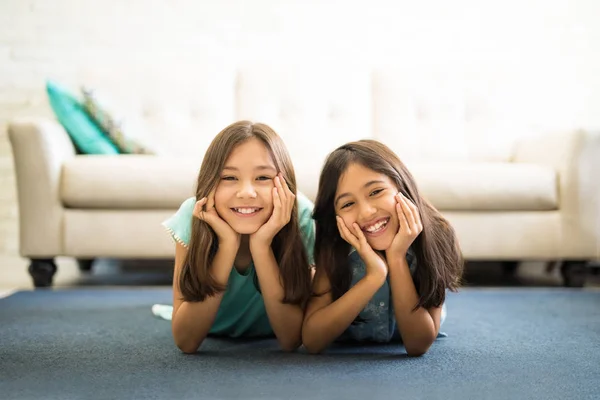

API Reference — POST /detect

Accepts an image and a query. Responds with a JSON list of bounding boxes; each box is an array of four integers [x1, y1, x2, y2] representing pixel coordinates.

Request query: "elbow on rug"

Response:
[[302, 338, 327, 355], [278, 338, 302, 353], [404, 339, 434, 357], [174, 337, 204, 354]]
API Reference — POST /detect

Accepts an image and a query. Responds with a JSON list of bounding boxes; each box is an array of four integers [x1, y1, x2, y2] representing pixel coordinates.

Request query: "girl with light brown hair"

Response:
[[158, 121, 314, 353]]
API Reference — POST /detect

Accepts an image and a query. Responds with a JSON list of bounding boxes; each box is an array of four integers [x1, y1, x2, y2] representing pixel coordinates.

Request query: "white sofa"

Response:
[[7, 66, 600, 287]]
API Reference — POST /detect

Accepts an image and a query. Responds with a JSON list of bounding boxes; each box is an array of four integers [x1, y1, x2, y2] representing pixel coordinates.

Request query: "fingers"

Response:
[[274, 174, 287, 204], [194, 197, 216, 225], [193, 198, 208, 219], [396, 193, 423, 235], [404, 195, 423, 232], [395, 194, 410, 234], [336, 216, 358, 248], [206, 189, 216, 210], [399, 194, 416, 232], [278, 172, 295, 199], [276, 173, 295, 204], [194, 195, 221, 226], [274, 173, 294, 223], [271, 186, 282, 220], [273, 177, 283, 209], [351, 222, 369, 247], [403, 194, 423, 232]]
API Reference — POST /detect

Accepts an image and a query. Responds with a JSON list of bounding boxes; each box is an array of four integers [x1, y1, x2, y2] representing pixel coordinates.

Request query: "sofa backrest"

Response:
[[78, 62, 556, 167]]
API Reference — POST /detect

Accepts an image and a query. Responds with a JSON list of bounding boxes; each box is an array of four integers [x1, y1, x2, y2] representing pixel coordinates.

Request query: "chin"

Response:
[[226, 222, 261, 235], [366, 236, 394, 252]]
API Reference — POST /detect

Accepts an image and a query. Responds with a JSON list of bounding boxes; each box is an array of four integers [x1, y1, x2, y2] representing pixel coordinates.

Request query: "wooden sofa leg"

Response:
[[28, 259, 57, 288], [560, 261, 588, 288], [501, 261, 519, 276], [77, 258, 95, 273]]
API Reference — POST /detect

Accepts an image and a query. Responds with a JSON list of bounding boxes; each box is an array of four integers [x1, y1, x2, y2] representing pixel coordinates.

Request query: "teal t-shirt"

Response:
[[162, 192, 315, 338]]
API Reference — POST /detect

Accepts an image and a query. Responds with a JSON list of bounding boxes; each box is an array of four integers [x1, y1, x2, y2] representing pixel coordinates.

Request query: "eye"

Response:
[[370, 188, 384, 196], [221, 176, 237, 181], [340, 201, 354, 210], [256, 176, 273, 181]]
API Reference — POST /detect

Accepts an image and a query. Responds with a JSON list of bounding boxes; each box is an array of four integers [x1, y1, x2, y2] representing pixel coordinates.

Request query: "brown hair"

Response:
[[312, 140, 463, 309], [179, 121, 312, 305]]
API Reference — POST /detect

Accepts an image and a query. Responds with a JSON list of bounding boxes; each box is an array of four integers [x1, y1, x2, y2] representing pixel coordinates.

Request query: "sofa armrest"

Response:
[[512, 130, 600, 259], [8, 118, 76, 257]]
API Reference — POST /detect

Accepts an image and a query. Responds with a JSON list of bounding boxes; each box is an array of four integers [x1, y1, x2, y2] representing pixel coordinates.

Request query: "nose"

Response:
[[236, 180, 257, 199], [358, 201, 377, 222]]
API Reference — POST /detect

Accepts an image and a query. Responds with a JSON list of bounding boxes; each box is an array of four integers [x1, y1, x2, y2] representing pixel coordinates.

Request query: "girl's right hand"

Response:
[[193, 191, 241, 249], [336, 216, 388, 283]]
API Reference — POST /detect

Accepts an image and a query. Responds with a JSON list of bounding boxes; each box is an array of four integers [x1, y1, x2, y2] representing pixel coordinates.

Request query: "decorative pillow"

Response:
[[46, 81, 119, 155], [81, 88, 155, 155]]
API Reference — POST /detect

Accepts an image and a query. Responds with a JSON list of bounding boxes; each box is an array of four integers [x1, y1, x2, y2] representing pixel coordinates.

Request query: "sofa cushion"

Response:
[[61, 156, 199, 209], [409, 162, 558, 211], [61, 157, 558, 212]]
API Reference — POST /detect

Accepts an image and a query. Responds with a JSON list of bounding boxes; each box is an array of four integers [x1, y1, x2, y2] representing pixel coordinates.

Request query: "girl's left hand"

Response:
[[385, 193, 423, 261], [250, 173, 296, 249]]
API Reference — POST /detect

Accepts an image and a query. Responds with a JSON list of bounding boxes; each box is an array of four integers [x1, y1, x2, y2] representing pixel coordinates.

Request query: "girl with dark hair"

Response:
[[302, 140, 463, 356]]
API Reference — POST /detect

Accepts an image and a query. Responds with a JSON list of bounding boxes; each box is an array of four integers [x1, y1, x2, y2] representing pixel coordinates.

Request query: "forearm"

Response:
[[172, 295, 224, 353], [302, 275, 384, 354], [172, 244, 236, 353], [388, 257, 437, 356], [251, 246, 304, 351]]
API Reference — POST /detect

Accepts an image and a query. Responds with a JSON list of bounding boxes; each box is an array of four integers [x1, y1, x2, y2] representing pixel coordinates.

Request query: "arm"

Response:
[[301, 268, 385, 354], [385, 193, 441, 356], [388, 257, 441, 357], [250, 244, 305, 351], [303, 217, 389, 354], [170, 241, 237, 353], [247, 174, 315, 351]]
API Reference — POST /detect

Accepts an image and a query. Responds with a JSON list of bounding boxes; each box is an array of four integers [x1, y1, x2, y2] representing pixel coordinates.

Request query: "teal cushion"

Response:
[[46, 80, 119, 154]]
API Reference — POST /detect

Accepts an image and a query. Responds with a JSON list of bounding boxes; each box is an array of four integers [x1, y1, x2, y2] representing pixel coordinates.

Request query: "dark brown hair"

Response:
[[312, 140, 463, 309], [179, 121, 312, 306]]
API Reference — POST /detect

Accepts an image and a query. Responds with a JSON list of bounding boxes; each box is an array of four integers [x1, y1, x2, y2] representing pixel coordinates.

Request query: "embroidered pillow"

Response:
[[81, 87, 155, 155]]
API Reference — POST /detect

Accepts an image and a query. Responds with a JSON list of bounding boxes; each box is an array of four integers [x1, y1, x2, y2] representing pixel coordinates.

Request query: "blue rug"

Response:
[[1, 288, 599, 400]]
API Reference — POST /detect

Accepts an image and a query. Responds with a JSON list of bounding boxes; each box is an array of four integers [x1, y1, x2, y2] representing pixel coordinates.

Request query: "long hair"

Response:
[[179, 121, 312, 306], [312, 140, 463, 310]]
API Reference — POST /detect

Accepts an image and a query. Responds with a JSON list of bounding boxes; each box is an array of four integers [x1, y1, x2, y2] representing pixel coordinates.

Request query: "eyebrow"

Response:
[[222, 165, 277, 172], [335, 180, 386, 206]]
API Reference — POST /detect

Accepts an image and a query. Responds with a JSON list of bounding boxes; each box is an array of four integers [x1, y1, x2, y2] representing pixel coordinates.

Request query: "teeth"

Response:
[[365, 219, 388, 233], [233, 208, 260, 214]]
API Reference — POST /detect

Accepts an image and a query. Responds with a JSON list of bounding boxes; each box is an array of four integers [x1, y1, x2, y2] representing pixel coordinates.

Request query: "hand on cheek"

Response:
[[385, 193, 423, 261], [336, 216, 388, 282], [193, 190, 240, 249], [249, 173, 296, 250]]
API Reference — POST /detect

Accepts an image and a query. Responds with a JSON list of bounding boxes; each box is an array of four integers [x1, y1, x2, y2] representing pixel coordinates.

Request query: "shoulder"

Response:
[[406, 247, 418, 276], [296, 191, 314, 232], [178, 197, 196, 213], [296, 191, 316, 264], [162, 196, 197, 247], [296, 191, 314, 214]]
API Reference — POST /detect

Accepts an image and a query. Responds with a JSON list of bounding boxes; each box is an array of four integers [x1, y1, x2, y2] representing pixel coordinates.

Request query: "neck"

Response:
[[234, 234, 252, 272]]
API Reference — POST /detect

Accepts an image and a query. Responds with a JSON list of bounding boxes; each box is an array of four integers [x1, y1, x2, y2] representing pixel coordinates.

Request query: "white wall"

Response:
[[1, 0, 599, 258]]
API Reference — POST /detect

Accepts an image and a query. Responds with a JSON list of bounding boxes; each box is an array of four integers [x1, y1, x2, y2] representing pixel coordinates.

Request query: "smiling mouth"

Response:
[[231, 207, 263, 217], [362, 217, 390, 235]]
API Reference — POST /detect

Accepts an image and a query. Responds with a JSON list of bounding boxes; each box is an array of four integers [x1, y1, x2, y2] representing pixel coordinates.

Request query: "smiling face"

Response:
[[334, 162, 400, 251], [214, 137, 277, 234]]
